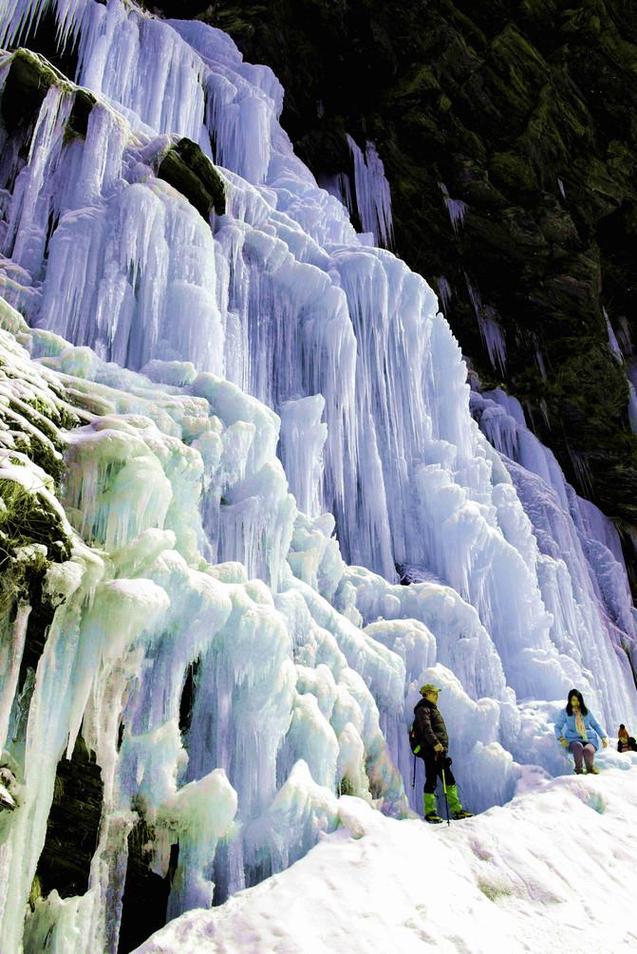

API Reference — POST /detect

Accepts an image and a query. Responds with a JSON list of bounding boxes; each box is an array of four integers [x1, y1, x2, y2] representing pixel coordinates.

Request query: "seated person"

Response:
[[617, 724, 637, 753], [554, 689, 608, 774]]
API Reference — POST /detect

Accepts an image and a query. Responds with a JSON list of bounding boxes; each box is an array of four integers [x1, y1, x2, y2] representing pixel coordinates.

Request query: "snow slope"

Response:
[[137, 763, 637, 954]]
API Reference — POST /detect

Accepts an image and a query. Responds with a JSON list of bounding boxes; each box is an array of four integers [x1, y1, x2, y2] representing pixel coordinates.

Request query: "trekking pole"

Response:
[[441, 767, 451, 826], [412, 754, 416, 789]]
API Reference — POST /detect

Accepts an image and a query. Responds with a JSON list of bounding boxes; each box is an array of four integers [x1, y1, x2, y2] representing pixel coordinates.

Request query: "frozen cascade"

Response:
[[471, 389, 637, 712], [0, 306, 403, 951], [0, 1, 634, 950], [346, 135, 394, 248]]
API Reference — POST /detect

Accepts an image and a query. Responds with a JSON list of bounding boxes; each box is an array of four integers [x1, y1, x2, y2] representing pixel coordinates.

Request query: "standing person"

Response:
[[554, 689, 609, 774], [617, 724, 637, 753], [413, 683, 472, 823]]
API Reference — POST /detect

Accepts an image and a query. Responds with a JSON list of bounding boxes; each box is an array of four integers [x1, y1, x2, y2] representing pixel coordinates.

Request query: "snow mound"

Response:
[[136, 767, 637, 954]]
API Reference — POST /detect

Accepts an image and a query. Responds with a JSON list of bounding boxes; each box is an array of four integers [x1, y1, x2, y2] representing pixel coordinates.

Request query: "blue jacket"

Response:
[[554, 709, 607, 751]]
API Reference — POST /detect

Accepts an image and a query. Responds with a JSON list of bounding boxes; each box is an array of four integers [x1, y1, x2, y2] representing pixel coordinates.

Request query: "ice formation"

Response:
[[466, 278, 507, 374], [346, 135, 394, 248], [0, 1, 635, 951], [439, 181, 467, 235], [318, 137, 393, 250]]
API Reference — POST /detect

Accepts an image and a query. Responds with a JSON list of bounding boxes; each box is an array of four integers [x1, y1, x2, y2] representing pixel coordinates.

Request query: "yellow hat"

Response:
[[420, 683, 441, 695]]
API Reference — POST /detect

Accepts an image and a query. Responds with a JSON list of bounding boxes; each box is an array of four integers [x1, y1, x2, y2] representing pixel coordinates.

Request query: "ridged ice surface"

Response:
[[0, 1, 635, 951]]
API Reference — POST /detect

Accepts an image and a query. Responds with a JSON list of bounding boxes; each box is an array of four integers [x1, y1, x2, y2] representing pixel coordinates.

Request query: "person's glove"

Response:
[[602, 738, 609, 748], [559, 737, 569, 748]]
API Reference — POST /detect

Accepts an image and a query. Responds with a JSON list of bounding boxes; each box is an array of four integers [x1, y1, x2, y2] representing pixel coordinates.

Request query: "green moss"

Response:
[[520, 79, 589, 185], [0, 49, 72, 133], [394, 64, 440, 99], [477, 879, 513, 901], [23, 397, 52, 418], [22, 395, 79, 433], [13, 433, 64, 486], [1, 384, 77, 489], [11, 399, 59, 443], [64, 88, 97, 143], [488, 24, 549, 119], [338, 776, 355, 796], [28, 875, 42, 911], [490, 150, 538, 194], [57, 404, 80, 431], [521, 0, 560, 20], [157, 138, 226, 220], [606, 139, 636, 185], [0, 479, 70, 621], [455, 157, 507, 208]]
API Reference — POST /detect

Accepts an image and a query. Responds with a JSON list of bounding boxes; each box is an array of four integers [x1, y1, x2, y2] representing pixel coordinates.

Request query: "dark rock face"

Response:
[[118, 816, 175, 954], [0, 49, 61, 133], [35, 736, 104, 899], [157, 137, 226, 220], [146, 0, 637, 543]]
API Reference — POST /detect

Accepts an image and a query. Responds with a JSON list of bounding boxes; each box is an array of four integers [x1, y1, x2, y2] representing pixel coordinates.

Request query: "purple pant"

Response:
[[569, 740, 595, 771]]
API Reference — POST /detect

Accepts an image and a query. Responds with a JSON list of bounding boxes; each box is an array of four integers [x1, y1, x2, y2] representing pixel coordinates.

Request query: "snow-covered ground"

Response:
[[138, 761, 637, 954]]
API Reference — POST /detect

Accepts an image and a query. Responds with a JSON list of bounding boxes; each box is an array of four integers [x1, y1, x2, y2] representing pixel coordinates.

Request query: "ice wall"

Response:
[[0, 307, 403, 953], [0, 1, 635, 950]]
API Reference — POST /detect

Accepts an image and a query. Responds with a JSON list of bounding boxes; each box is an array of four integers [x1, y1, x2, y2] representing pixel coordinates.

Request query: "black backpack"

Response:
[[409, 720, 424, 758]]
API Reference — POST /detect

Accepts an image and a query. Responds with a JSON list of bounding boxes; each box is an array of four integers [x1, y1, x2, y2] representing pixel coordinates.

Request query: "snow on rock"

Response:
[[135, 769, 637, 953]]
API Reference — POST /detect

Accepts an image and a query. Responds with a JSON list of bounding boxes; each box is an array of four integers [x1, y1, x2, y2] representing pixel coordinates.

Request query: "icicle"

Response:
[[0, 601, 31, 752], [439, 181, 468, 234], [279, 395, 327, 518], [346, 135, 394, 247], [3, 83, 73, 276]]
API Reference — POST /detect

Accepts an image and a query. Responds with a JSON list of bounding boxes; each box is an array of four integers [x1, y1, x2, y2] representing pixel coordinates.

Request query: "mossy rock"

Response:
[[0, 475, 71, 576], [489, 150, 539, 195], [66, 88, 97, 140], [1, 48, 95, 142], [1, 49, 68, 132], [157, 138, 226, 220]]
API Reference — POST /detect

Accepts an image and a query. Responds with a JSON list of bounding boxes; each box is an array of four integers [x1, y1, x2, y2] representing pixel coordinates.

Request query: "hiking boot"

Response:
[[586, 765, 600, 775], [425, 812, 444, 824], [574, 768, 583, 774], [452, 809, 473, 820], [423, 792, 438, 818]]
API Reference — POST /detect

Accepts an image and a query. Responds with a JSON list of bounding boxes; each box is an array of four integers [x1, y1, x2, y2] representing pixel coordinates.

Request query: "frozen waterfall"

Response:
[[0, 1, 635, 951]]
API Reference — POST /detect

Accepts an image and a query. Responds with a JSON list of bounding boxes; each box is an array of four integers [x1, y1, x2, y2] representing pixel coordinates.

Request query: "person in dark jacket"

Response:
[[413, 683, 472, 823], [617, 724, 637, 753]]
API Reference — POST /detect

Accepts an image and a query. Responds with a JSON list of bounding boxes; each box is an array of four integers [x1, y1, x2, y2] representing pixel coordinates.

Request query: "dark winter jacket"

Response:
[[413, 698, 448, 751], [618, 737, 637, 753]]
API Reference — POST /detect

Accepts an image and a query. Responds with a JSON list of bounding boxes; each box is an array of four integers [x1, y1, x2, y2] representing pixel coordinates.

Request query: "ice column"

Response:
[[347, 134, 394, 247]]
